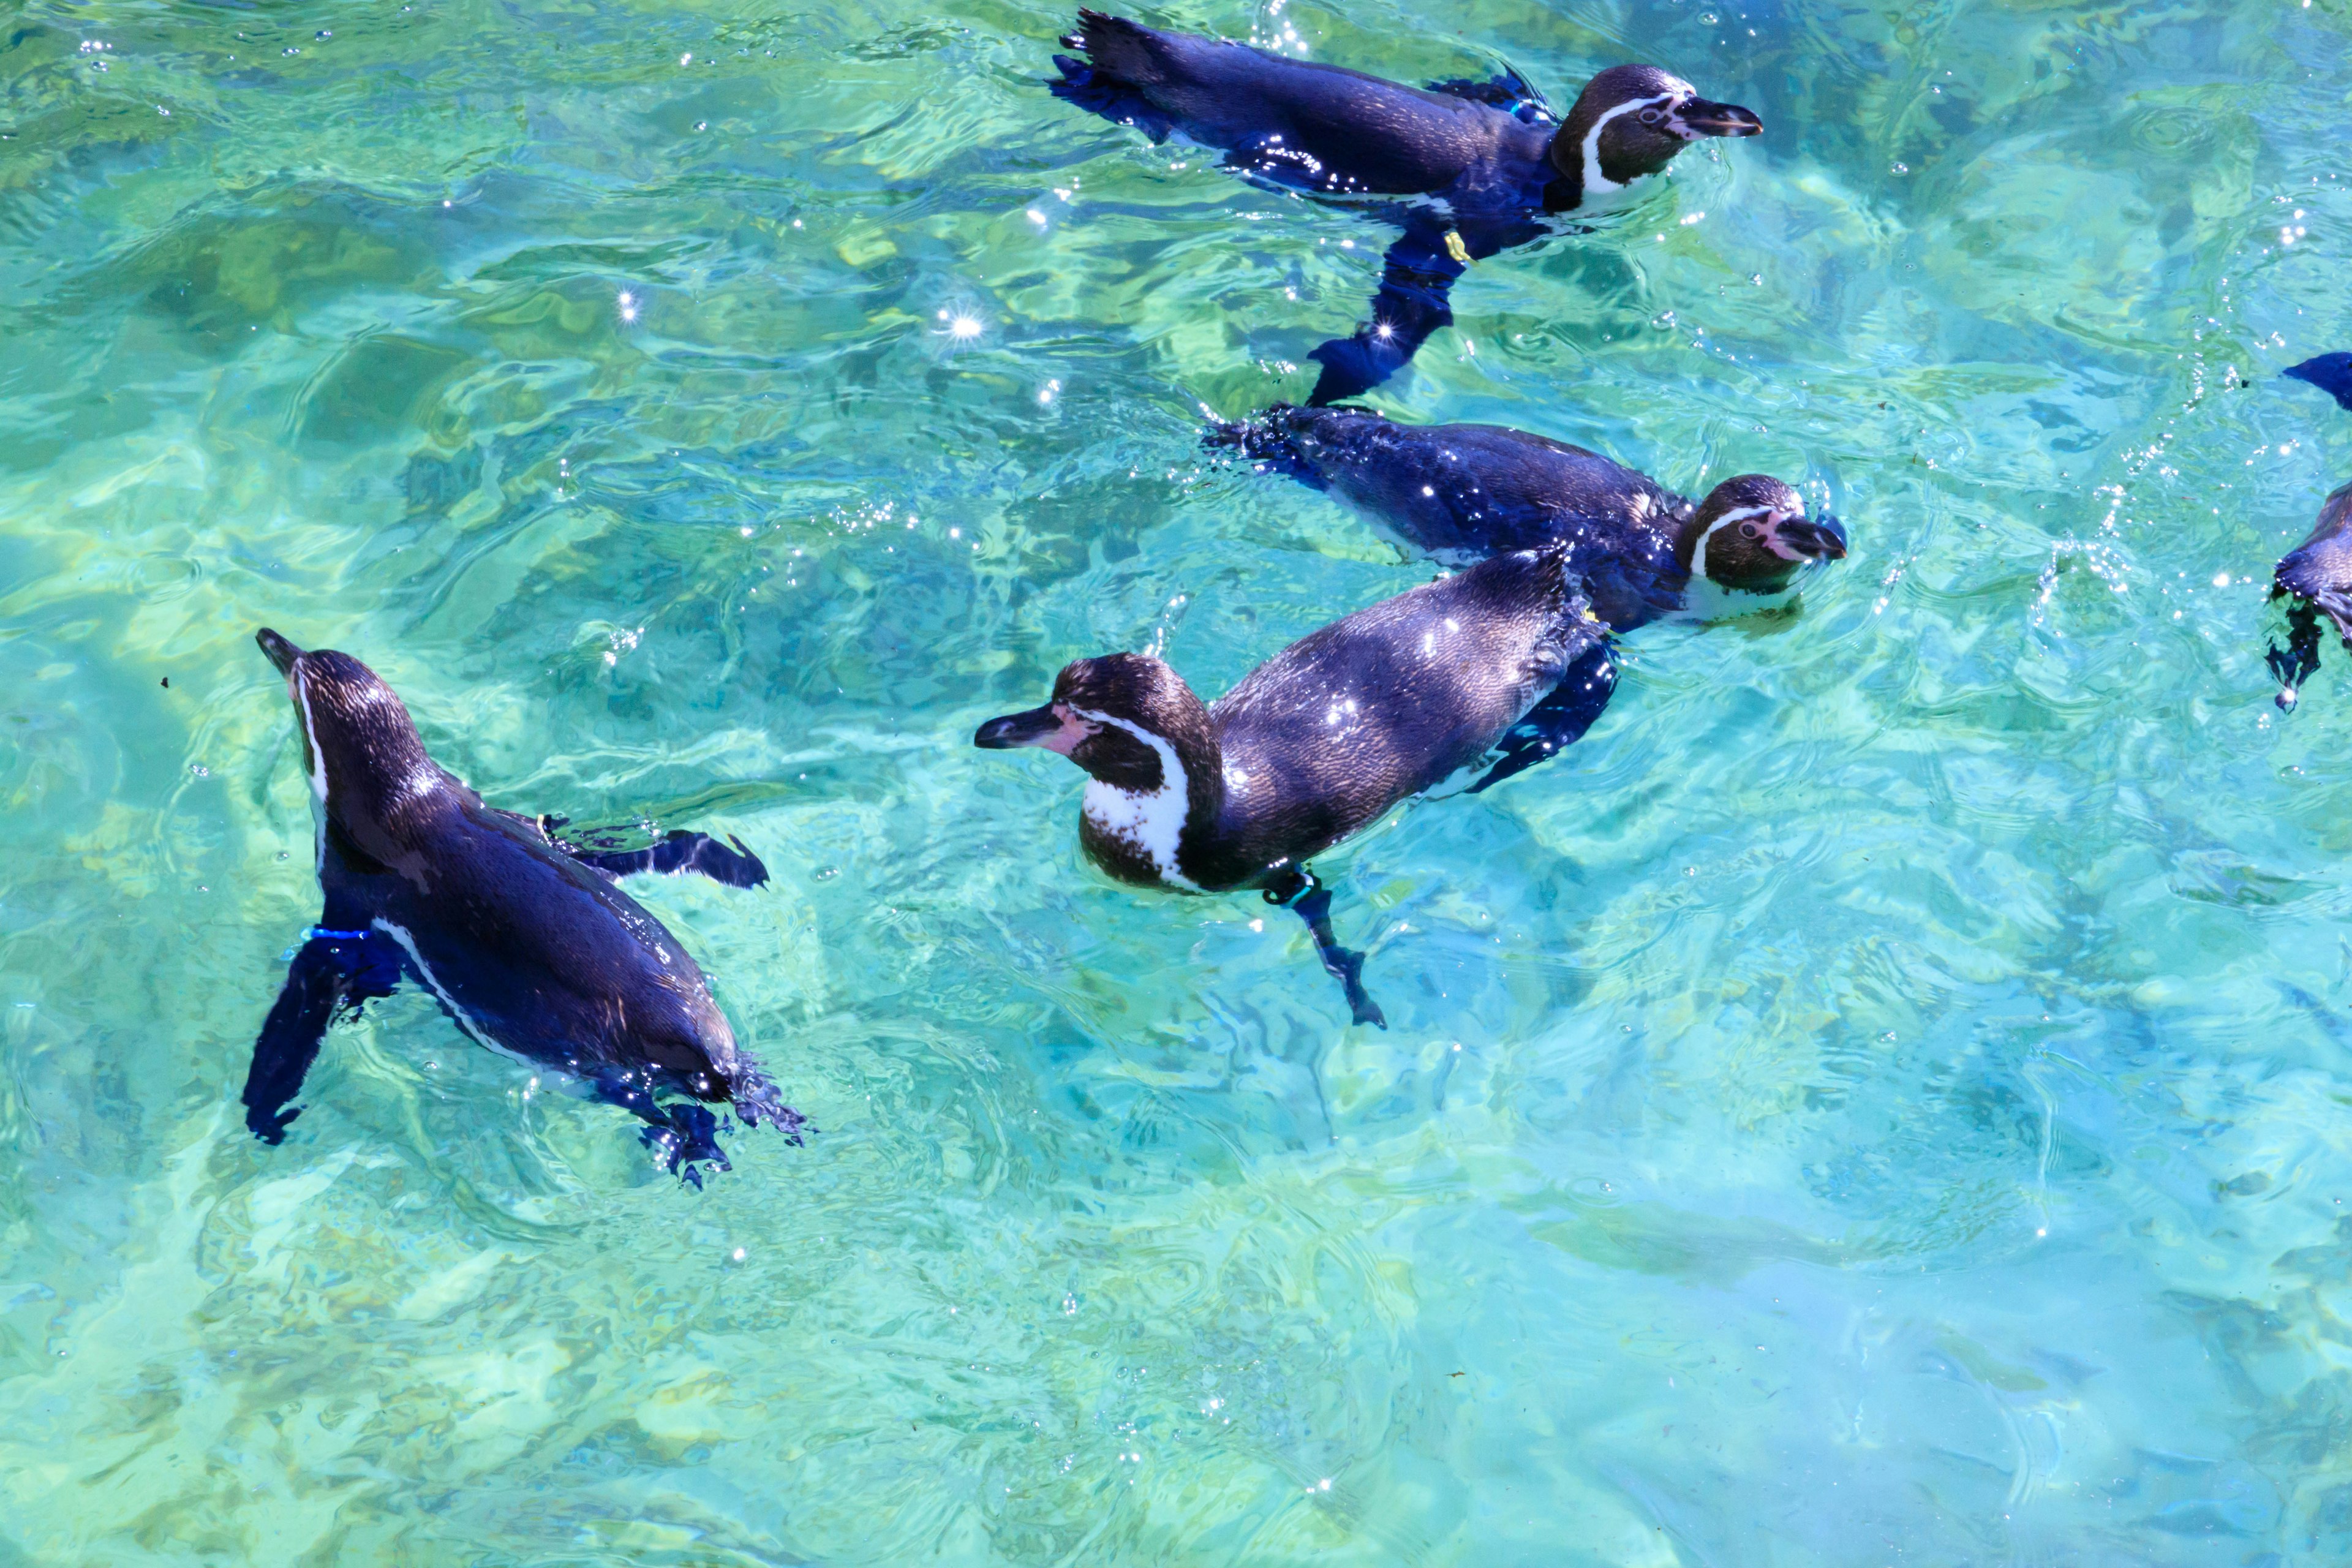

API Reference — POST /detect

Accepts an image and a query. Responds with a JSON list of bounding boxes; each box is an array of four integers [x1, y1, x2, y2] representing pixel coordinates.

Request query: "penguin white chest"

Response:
[[1074, 714, 1202, 892]]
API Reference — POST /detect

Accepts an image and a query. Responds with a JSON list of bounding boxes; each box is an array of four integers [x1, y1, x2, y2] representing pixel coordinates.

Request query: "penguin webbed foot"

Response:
[[1046, 56, 1174, 141], [731, 1069, 810, 1147], [640, 1103, 733, 1189], [2269, 598, 2326, 710], [1265, 871, 1387, 1030]]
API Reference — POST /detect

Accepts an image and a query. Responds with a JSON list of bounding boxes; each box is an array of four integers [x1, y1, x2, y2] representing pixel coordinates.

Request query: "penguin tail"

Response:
[[1047, 12, 1183, 138], [1064, 11, 1170, 83], [1202, 405, 1325, 488]]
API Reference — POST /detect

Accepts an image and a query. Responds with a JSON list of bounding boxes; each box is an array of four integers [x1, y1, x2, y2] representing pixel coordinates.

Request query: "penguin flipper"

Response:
[[243, 931, 399, 1144], [558, 828, 771, 890], [2285, 353, 2352, 413], [1466, 639, 1618, 794], [1423, 67, 1556, 124], [1306, 217, 1483, 405], [1265, 869, 1387, 1030]]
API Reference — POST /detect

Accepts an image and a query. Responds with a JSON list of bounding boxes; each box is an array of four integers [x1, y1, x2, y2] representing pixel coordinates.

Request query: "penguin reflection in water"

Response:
[[1049, 10, 1762, 403], [975, 549, 1613, 1026], [245, 630, 799, 1183]]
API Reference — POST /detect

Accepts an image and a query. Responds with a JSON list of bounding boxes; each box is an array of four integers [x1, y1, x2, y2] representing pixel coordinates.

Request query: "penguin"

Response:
[[243, 628, 798, 1184], [2266, 480, 2352, 710], [1049, 10, 1762, 403], [1210, 404, 1847, 630], [973, 547, 1616, 1027]]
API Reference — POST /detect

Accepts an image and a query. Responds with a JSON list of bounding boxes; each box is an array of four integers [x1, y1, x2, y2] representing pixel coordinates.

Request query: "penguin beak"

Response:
[[1675, 99, 1763, 138], [255, 627, 306, 676], [974, 703, 1091, 756], [1779, 516, 1847, 562]]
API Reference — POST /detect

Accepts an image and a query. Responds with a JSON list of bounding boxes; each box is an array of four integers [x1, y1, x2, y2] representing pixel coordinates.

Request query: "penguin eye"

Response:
[[1739, 522, 1764, 540], [1639, 107, 1666, 127]]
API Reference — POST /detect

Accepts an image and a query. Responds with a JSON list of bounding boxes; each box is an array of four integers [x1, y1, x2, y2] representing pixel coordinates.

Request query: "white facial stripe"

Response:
[[293, 666, 329, 802], [1581, 92, 1676, 195], [1689, 505, 1771, 582], [292, 663, 331, 876], [1072, 706, 1202, 893]]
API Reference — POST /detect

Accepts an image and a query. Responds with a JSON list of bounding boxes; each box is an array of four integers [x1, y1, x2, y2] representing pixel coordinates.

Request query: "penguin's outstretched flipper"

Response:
[[2286, 353, 2352, 412], [552, 826, 771, 889], [1423, 66, 1555, 124], [243, 929, 401, 1143], [1265, 869, 1386, 1030], [1306, 214, 1537, 404], [1467, 639, 1618, 793]]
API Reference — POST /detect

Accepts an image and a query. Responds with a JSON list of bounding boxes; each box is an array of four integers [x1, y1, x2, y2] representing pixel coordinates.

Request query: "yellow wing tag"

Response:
[[1444, 228, 1473, 265]]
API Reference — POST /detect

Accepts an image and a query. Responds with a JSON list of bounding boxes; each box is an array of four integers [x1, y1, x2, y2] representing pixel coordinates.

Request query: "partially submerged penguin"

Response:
[[1050, 10, 1761, 402], [974, 548, 1615, 1026], [244, 628, 798, 1183], [2267, 480, 2352, 710], [1210, 404, 1846, 630]]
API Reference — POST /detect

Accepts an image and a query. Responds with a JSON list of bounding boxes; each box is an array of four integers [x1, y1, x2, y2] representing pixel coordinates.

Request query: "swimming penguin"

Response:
[[1049, 10, 1761, 402], [2266, 480, 2352, 710], [1210, 404, 1847, 630], [973, 548, 1615, 1026], [244, 628, 798, 1183]]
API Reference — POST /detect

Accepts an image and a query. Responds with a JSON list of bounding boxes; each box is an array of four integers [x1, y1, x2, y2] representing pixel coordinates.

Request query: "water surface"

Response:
[[6, 0, 2352, 1561]]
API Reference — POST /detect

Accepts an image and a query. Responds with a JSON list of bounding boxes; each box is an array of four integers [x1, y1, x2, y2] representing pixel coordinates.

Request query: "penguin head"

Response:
[[974, 652, 1215, 791], [1679, 477, 1847, 593], [257, 628, 446, 831], [1553, 66, 1762, 195]]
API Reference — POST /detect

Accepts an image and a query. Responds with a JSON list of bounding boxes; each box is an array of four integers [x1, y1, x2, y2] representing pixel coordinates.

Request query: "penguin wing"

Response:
[[2285, 353, 2352, 413], [546, 823, 771, 889], [242, 930, 403, 1142], [1423, 66, 1557, 125]]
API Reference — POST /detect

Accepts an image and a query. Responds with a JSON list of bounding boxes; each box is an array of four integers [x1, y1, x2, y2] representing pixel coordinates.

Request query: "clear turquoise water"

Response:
[[6, 0, 2352, 1560]]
